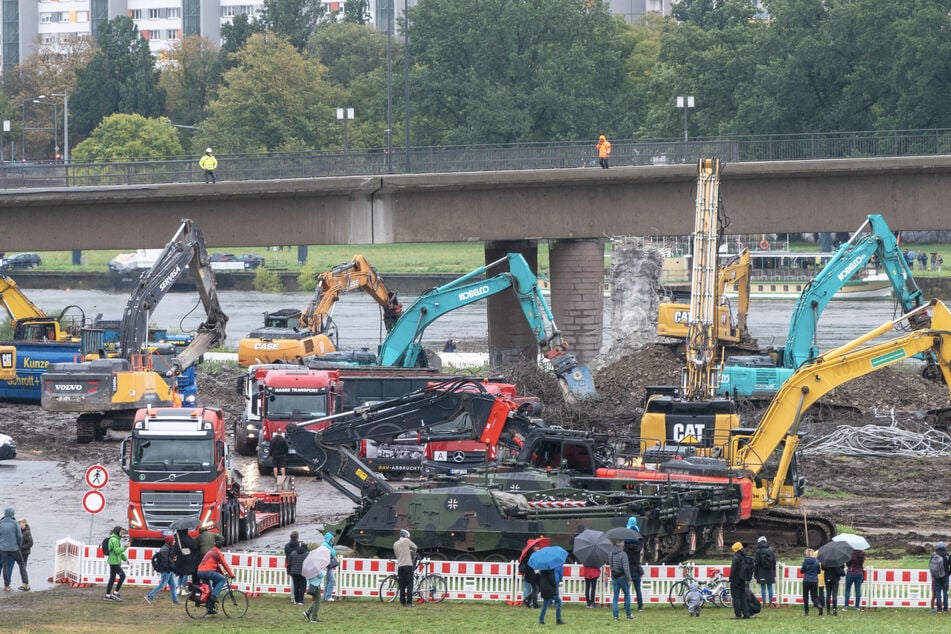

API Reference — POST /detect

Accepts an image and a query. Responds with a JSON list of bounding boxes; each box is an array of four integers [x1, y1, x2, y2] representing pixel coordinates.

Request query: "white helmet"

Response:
[[206, 148, 213, 153]]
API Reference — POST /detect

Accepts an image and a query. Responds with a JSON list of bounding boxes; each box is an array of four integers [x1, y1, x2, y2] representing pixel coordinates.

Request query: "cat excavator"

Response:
[[238, 255, 402, 366], [41, 219, 228, 443]]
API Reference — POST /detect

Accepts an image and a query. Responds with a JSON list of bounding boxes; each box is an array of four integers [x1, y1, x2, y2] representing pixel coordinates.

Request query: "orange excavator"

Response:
[[238, 255, 403, 366]]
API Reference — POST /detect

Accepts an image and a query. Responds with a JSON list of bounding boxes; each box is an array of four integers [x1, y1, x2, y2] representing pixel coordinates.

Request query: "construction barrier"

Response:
[[52, 539, 936, 609]]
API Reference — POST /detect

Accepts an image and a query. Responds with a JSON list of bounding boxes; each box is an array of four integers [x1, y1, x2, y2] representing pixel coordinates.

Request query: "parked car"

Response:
[[210, 253, 265, 270], [3, 252, 42, 269], [108, 249, 163, 274], [0, 432, 16, 460]]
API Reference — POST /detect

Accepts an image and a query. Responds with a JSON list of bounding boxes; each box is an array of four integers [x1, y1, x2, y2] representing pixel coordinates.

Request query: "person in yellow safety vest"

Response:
[[596, 135, 612, 169], [199, 148, 218, 184]]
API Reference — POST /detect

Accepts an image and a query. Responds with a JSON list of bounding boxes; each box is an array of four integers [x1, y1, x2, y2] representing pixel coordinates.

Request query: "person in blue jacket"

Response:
[[800, 548, 823, 617]]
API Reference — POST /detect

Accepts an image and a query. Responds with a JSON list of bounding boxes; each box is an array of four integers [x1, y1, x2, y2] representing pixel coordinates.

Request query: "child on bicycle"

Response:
[[197, 535, 235, 615]]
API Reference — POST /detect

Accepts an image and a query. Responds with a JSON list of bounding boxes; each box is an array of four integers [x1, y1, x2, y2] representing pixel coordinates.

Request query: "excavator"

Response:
[[0, 272, 85, 342], [41, 219, 228, 443], [0, 346, 14, 380], [374, 253, 595, 400], [657, 248, 752, 344], [237, 255, 402, 366], [719, 214, 927, 398]]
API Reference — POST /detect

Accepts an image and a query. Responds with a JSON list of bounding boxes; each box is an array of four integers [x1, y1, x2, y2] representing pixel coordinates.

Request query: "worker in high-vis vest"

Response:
[[596, 135, 612, 169], [199, 148, 218, 184]]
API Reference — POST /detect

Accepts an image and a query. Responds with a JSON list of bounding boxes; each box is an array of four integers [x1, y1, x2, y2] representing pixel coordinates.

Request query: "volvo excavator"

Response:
[[237, 255, 402, 366], [657, 248, 752, 344], [41, 219, 228, 443]]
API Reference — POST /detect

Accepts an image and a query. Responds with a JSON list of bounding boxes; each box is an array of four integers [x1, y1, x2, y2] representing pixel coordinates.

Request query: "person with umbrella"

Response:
[[822, 559, 845, 616], [608, 541, 634, 621], [843, 546, 866, 611], [729, 542, 752, 619], [394, 529, 418, 607], [622, 518, 644, 612], [301, 545, 332, 623], [527, 546, 568, 625], [800, 548, 823, 617], [519, 537, 546, 608], [572, 529, 612, 609]]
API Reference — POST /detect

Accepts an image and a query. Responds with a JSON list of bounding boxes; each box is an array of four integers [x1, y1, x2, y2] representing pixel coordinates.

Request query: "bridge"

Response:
[[2, 155, 949, 365]]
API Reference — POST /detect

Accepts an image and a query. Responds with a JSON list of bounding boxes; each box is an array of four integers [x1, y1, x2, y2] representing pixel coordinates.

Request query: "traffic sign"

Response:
[[82, 490, 106, 514], [85, 464, 109, 489]]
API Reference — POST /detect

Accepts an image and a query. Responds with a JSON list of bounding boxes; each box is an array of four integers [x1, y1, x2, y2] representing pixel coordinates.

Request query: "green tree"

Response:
[[158, 37, 223, 130], [408, 0, 629, 145], [196, 33, 342, 153], [220, 13, 259, 60], [259, 0, 329, 51], [309, 23, 385, 88], [71, 113, 183, 161], [70, 17, 165, 137], [342, 0, 372, 25]]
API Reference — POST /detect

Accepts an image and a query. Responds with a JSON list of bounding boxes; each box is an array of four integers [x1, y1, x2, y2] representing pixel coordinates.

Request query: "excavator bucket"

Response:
[[556, 363, 596, 400]]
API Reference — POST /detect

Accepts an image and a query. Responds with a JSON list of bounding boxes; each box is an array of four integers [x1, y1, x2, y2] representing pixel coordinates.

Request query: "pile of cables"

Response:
[[800, 422, 951, 457]]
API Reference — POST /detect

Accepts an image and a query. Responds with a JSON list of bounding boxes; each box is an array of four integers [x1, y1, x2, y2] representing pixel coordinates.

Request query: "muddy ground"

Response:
[[2, 340, 949, 597]]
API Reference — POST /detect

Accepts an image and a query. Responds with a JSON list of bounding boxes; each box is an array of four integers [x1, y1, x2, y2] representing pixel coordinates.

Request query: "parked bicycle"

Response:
[[185, 576, 249, 619], [378, 558, 448, 604], [668, 563, 732, 609]]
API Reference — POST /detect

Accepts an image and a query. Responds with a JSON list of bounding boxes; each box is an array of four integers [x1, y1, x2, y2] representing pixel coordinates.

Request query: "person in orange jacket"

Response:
[[197, 535, 235, 614], [596, 135, 612, 169]]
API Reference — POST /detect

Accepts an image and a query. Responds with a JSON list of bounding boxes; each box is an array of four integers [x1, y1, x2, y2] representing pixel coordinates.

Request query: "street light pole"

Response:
[[385, 0, 393, 173], [336, 108, 353, 153], [51, 92, 69, 162], [403, 0, 410, 173], [676, 95, 694, 162]]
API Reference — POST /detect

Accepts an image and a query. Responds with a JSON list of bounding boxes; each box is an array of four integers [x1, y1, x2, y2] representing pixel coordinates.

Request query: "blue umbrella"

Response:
[[528, 546, 569, 571]]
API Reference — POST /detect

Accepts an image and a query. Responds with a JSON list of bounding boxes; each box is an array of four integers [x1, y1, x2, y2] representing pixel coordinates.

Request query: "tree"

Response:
[[259, 0, 329, 51], [71, 113, 183, 161], [341, 0, 372, 25], [159, 37, 224, 129], [196, 33, 343, 153], [308, 23, 386, 88], [70, 17, 165, 137], [408, 0, 629, 144], [220, 13, 260, 60]]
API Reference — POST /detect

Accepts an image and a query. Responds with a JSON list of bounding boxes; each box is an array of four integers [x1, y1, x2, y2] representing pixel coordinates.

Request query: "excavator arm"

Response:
[[301, 254, 403, 334], [733, 300, 951, 503], [118, 219, 228, 375], [285, 379, 540, 500], [0, 274, 48, 323], [376, 253, 595, 399], [782, 214, 925, 368]]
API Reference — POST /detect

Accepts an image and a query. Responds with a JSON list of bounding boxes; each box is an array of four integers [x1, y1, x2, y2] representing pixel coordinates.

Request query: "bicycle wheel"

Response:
[[379, 574, 399, 603], [221, 588, 249, 618], [417, 574, 448, 603], [668, 580, 689, 608], [184, 596, 207, 619], [717, 588, 732, 608]]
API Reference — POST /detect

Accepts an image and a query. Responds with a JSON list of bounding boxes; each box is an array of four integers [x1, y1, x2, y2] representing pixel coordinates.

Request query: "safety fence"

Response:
[[53, 539, 935, 609]]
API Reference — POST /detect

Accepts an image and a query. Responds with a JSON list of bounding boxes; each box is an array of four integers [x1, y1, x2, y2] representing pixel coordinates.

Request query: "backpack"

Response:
[[151, 547, 167, 573], [930, 552, 948, 579], [100, 535, 112, 556], [742, 555, 756, 583]]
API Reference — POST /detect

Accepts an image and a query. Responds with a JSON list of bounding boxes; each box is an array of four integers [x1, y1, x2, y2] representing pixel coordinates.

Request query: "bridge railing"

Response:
[[3, 128, 951, 189]]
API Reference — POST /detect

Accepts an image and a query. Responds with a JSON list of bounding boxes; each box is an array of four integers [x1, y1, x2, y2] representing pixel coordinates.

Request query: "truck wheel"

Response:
[[231, 506, 240, 545], [240, 509, 256, 541], [220, 509, 230, 546], [234, 424, 253, 456], [258, 463, 273, 476], [387, 472, 406, 482], [76, 414, 98, 444]]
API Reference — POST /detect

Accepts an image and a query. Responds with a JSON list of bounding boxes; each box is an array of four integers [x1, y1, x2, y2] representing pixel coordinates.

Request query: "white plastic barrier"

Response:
[[51, 540, 937, 609]]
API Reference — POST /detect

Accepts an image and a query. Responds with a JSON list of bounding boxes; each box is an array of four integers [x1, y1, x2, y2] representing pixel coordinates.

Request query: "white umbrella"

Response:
[[832, 533, 871, 550], [302, 545, 332, 578]]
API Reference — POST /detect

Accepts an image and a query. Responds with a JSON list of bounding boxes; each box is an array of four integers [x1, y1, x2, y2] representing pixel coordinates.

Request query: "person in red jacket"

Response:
[[197, 535, 234, 614], [581, 564, 600, 607]]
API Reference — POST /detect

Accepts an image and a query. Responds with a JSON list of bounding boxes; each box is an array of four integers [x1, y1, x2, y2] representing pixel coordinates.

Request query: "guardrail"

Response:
[[4, 128, 951, 189], [53, 539, 933, 609]]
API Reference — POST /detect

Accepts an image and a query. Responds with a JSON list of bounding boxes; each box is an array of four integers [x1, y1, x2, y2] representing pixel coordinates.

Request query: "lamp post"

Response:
[[336, 108, 354, 153], [385, 0, 393, 173], [676, 95, 694, 162], [50, 92, 69, 162], [403, 0, 410, 173]]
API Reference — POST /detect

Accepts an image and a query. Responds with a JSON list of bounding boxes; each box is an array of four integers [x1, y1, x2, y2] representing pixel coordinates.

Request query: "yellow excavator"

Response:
[[238, 255, 403, 366], [656, 248, 751, 343], [0, 272, 84, 342]]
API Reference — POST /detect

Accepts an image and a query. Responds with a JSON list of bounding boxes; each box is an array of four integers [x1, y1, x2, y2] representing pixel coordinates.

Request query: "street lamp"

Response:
[[676, 95, 694, 143], [385, 0, 393, 173], [50, 92, 69, 162], [336, 108, 354, 153], [402, 0, 410, 173]]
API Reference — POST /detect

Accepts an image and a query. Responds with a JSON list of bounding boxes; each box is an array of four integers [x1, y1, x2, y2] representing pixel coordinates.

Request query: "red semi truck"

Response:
[[120, 406, 297, 545]]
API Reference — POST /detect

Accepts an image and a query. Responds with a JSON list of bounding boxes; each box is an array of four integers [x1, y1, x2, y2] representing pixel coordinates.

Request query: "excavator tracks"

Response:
[[727, 508, 836, 551]]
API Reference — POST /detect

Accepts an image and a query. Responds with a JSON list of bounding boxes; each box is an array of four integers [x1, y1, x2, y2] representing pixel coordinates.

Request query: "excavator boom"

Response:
[[302, 254, 403, 333]]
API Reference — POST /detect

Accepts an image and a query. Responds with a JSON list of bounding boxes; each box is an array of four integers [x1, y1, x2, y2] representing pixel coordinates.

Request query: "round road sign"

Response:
[[82, 490, 106, 514], [85, 464, 109, 489]]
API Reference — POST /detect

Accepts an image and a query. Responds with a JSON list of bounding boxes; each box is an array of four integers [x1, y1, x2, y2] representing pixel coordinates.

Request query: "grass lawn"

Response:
[[0, 584, 943, 633]]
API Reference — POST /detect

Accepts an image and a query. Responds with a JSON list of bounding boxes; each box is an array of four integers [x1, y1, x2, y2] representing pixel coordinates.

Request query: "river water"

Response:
[[23, 288, 909, 353]]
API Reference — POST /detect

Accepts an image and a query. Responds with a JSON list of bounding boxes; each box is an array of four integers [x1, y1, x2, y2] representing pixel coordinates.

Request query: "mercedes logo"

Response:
[[452, 451, 466, 463]]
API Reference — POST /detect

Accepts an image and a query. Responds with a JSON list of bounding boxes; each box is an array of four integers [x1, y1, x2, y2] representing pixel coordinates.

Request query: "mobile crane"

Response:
[[374, 253, 595, 400], [238, 255, 402, 366], [718, 214, 926, 398], [657, 248, 752, 344], [41, 219, 228, 443]]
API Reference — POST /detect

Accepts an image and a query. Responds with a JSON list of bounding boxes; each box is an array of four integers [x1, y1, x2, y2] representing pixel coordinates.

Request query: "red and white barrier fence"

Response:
[[51, 539, 937, 608]]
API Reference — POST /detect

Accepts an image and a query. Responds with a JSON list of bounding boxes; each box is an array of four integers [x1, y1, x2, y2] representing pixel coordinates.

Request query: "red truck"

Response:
[[120, 406, 297, 545]]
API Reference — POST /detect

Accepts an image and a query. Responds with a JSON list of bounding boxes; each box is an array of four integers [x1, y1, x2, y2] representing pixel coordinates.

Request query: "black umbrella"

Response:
[[605, 526, 641, 542], [168, 516, 200, 532], [817, 541, 854, 567], [573, 529, 614, 568]]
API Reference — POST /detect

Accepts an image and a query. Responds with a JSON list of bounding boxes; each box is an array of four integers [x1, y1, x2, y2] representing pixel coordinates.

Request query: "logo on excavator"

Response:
[[458, 285, 490, 302], [674, 311, 691, 323], [836, 254, 867, 282], [254, 343, 281, 350], [54, 384, 84, 391], [159, 265, 182, 292], [671, 423, 706, 442]]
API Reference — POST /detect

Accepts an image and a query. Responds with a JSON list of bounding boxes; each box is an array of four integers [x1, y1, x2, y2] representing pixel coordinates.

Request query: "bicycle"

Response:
[[378, 558, 448, 604], [668, 563, 732, 609], [185, 576, 249, 619]]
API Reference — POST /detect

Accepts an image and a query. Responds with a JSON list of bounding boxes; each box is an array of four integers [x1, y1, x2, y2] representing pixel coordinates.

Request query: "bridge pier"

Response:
[[485, 240, 539, 365], [549, 239, 605, 364]]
